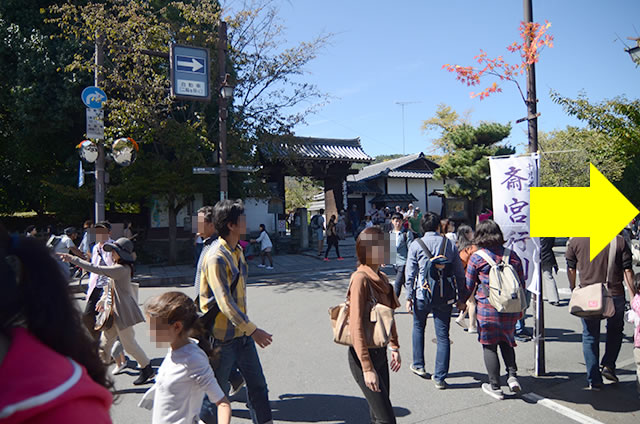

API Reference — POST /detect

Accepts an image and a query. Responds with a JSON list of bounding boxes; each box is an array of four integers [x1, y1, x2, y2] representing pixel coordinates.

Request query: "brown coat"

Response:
[[348, 265, 400, 372], [71, 257, 145, 330]]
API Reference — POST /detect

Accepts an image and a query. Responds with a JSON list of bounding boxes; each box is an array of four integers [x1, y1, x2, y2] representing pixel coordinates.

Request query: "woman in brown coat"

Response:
[[59, 237, 154, 385], [348, 226, 401, 423]]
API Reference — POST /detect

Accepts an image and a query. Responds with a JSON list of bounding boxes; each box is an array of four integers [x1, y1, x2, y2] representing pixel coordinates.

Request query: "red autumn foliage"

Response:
[[443, 21, 553, 101]]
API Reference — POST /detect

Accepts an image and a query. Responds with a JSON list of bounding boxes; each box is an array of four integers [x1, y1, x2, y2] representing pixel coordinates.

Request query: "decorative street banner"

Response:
[[489, 154, 541, 294]]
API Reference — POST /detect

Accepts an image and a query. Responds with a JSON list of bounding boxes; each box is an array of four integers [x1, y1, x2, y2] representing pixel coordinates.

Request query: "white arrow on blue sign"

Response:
[[176, 56, 205, 73], [81, 86, 107, 109], [170, 44, 210, 101]]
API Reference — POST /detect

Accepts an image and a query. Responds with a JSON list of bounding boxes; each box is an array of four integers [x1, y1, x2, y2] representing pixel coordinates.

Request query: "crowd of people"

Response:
[[2, 201, 640, 424]]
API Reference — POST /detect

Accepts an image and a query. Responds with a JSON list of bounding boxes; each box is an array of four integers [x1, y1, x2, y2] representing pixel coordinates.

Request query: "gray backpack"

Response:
[[474, 248, 527, 313]]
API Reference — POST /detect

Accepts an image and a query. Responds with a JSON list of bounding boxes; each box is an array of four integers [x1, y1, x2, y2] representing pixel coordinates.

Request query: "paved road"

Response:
[[89, 249, 639, 424]]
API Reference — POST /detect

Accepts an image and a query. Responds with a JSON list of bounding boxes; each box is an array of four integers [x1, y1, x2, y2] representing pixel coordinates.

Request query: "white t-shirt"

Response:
[[152, 340, 224, 424], [53, 235, 75, 255], [255, 230, 273, 251]]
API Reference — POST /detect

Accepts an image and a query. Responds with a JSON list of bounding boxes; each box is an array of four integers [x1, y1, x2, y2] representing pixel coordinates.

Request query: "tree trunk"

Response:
[[167, 195, 178, 266]]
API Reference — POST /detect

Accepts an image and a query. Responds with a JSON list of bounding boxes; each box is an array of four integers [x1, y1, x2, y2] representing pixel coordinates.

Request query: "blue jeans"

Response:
[[412, 298, 452, 382], [581, 295, 626, 385], [515, 289, 532, 334], [200, 336, 272, 424]]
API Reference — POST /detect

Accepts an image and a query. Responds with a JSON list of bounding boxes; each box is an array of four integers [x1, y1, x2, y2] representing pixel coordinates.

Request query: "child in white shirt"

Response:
[[251, 224, 273, 270], [141, 291, 231, 424]]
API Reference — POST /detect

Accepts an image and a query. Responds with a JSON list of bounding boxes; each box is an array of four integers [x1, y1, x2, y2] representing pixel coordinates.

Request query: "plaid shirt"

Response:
[[199, 238, 256, 341]]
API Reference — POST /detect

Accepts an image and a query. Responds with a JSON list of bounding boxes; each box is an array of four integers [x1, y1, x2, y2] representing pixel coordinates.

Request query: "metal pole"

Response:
[[218, 21, 228, 201], [94, 34, 106, 222], [524, 0, 545, 376], [401, 103, 406, 155]]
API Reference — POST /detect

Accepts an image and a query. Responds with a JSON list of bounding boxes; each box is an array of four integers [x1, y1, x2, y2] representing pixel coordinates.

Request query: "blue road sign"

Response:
[[176, 56, 206, 74], [170, 44, 210, 101], [81, 86, 107, 108]]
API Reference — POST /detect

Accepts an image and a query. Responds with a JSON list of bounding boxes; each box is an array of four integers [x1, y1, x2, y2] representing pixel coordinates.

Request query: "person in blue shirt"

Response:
[[390, 212, 413, 298], [404, 212, 466, 389]]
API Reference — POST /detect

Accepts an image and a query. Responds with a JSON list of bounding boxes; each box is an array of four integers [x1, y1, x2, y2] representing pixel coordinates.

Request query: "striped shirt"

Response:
[[194, 236, 218, 289], [199, 238, 256, 341]]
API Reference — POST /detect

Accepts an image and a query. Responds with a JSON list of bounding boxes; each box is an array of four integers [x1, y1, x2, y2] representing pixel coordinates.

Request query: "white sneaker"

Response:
[[482, 383, 504, 400], [257, 264, 266, 268], [507, 376, 521, 393], [112, 362, 128, 375], [455, 315, 466, 329], [266, 266, 274, 270]]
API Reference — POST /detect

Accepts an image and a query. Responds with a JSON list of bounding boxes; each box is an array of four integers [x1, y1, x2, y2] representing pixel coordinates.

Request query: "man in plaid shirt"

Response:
[[199, 200, 273, 424]]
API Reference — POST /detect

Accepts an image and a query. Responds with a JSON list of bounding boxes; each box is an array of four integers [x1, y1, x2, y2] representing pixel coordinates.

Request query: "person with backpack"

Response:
[[461, 219, 527, 400], [404, 212, 466, 389], [310, 209, 325, 256], [390, 212, 414, 298], [454, 225, 478, 333]]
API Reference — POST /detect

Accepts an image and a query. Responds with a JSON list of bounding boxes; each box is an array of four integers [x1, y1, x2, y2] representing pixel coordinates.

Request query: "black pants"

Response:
[[325, 235, 340, 258], [83, 287, 103, 340], [348, 347, 396, 424], [482, 342, 517, 389]]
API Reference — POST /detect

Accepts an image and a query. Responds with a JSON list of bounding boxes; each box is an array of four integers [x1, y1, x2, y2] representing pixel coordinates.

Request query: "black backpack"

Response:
[[46, 235, 62, 250], [414, 237, 457, 306], [310, 215, 320, 230]]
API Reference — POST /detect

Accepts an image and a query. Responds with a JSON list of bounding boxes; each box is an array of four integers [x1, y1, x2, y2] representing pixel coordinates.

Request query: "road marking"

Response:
[[522, 392, 604, 424]]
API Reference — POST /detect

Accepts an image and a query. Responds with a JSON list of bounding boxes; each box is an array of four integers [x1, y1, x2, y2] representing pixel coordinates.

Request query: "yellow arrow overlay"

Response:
[[530, 163, 639, 261]]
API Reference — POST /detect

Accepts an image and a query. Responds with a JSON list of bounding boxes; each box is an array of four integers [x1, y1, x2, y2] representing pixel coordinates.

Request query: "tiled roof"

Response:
[[347, 181, 383, 194], [387, 170, 434, 179], [353, 152, 439, 181], [370, 194, 418, 203], [258, 136, 373, 163]]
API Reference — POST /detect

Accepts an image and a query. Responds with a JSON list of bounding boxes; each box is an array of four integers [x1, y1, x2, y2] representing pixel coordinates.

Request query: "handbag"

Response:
[[328, 271, 395, 348], [569, 237, 617, 319], [94, 280, 115, 331]]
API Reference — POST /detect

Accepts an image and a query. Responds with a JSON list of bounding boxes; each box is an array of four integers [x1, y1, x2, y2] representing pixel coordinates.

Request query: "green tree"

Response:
[[550, 91, 640, 206], [0, 1, 92, 220], [538, 127, 626, 188], [284, 177, 321, 211], [434, 122, 514, 210], [421, 103, 471, 153], [49, 0, 329, 263]]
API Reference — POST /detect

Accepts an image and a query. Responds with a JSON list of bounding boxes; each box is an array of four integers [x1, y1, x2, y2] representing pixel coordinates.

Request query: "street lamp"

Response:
[[220, 73, 234, 99], [627, 45, 640, 65]]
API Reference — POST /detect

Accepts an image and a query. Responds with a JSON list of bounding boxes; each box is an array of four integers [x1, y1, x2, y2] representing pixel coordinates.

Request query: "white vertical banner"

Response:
[[78, 161, 85, 188], [489, 154, 541, 294]]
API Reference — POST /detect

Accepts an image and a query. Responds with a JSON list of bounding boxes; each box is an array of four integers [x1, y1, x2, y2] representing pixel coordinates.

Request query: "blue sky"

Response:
[[242, 0, 640, 157]]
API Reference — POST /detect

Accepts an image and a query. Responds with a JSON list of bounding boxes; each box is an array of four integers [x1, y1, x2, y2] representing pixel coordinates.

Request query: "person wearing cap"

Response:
[[83, 222, 115, 339], [59, 238, 155, 386], [52, 227, 84, 280]]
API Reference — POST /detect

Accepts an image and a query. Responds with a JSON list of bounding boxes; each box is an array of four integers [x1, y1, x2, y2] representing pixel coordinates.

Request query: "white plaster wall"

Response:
[[244, 198, 275, 233], [408, 179, 427, 211], [386, 178, 406, 194]]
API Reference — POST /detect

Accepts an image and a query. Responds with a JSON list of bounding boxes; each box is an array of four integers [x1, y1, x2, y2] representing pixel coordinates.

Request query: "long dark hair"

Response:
[[0, 224, 113, 391], [456, 225, 474, 252]]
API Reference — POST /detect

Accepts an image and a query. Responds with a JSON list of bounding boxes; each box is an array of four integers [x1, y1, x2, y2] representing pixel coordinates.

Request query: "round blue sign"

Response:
[[81, 86, 107, 109]]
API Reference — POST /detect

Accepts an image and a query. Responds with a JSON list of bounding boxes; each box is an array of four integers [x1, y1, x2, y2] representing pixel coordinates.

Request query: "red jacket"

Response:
[[0, 327, 112, 424]]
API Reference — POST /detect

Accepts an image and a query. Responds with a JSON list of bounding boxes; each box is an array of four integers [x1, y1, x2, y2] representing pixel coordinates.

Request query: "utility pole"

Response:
[[524, 0, 545, 377], [395, 101, 420, 155], [218, 21, 229, 201], [94, 34, 106, 222]]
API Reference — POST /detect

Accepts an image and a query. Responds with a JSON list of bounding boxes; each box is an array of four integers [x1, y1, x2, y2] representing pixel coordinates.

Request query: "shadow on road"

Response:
[[519, 372, 640, 413], [230, 393, 411, 423], [248, 272, 352, 295]]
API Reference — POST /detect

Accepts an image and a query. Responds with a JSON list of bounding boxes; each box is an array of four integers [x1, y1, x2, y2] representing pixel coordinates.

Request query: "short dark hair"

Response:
[[25, 225, 36, 233], [95, 221, 111, 231], [197, 206, 215, 223], [319, 209, 325, 214], [213, 200, 245, 238], [259, 224, 265, 231], [391, 212, 403, 220], [421, 212, 441, 233], [473, 219, 505, 248]]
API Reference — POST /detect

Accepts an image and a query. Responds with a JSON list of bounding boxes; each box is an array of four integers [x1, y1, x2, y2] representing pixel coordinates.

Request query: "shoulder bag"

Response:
[[94, 279, 115, 331], [569, 238, 616, 319], [328, 271, 395, 348]]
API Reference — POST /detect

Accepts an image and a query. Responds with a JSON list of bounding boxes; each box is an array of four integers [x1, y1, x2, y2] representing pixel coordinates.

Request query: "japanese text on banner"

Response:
[[489, 154, 541, 294]]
